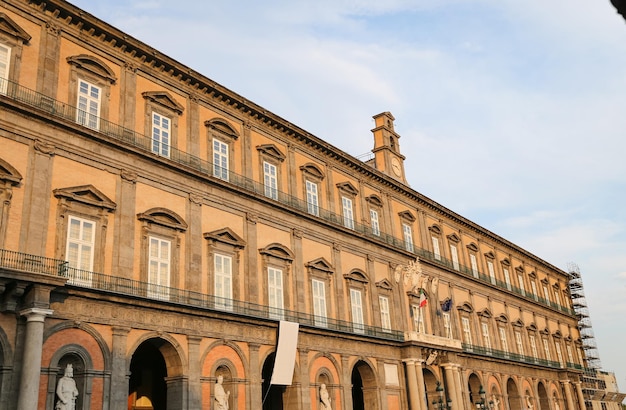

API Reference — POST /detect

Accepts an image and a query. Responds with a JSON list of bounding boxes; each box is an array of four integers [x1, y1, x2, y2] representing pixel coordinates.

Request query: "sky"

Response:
[[68, 0, 626, 392]]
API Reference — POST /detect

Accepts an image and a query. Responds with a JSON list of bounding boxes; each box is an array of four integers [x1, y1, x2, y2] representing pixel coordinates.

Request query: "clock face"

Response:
[[391, 158, 401, 176]]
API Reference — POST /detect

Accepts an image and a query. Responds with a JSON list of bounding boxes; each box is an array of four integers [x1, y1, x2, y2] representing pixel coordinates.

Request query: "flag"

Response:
[[419, 289, 427, 308]]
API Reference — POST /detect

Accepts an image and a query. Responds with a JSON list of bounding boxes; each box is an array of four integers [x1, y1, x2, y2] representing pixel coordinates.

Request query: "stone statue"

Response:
[[214, 375, 230, 410], [525, 395, 534, 410], [56, 364, 78, 410], [319, 383, 332, 410], [491, 394, 501, 410]]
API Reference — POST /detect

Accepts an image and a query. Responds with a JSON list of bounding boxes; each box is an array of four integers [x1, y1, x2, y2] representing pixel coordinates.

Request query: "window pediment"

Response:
[[344, 269, 368, 284], [398, 210, 415, 222], [540, 328, 550, 336], [457, 302, 473, 313], [512, 318, 524, 328], [53, 185, 116, 211], [375, 278, 393, 291], [137, 207, 187, 231], [305, 257, 334, 274], [259, 243, 294, 261], [407, 287, 427, 299], [67, 54, 117, 84], [466, 243, 479, 252], [528, 271, 537, 279], [256, 144, 285, 162], [501, 258, 511, 267], [299, 163, 324, 179], [484, 251, 495, 260], [143, 91, 184, 115], [447, 233, 460, 243], [496, 314, 509, 324], [526, 323, 538, 332], [336, 181, 358, 196], [477, 308, 492, 319], [365, 194, 383, 208], [205, 118, 239, 140], [428, 224, 441, 235], [552, 330, 563, 339], [0, 158, 22, 186], [0, 13, 31, 42], [515, 265, 524, 274], [203, 227, 245, 248]]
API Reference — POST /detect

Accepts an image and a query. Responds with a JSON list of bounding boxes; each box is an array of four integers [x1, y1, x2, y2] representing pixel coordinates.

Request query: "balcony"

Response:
[[461, 343, 578, 370], [0, 249, 403, 341], [1, 79, 575, 316]]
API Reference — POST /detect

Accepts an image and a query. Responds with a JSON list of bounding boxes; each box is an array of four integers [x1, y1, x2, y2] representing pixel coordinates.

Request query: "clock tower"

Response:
[[371, 112, 408, 184]]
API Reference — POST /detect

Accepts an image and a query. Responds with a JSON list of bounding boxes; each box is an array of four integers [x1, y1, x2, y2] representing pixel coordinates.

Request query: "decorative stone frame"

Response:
[[399, 211, 416, 253], [204, 228, 246, 303], [210, 359, 239, 410], [528, 271, 539, 301], [466, 242, 480, 278], [477, 308, 494, 350], [495, 314, 510, 354], [66, 55, 117, 128], [259, 243, 294, 311], [375, 278, 394, 331], [0, 13, 31, 90], [306, 257, 334, 322], [343, 269, 370, 330], [365, 194, 384, 236], [446, 233, 461, 271], [0, 158, 22, 248], [484, 251, 496, 284], [137, 208, 187, 291], [205, 118, 239, 179], [512, 319, 526, 356], [336, 182, 358, 229], [46, 344, 94, 410], [407, 287, 429, 333], [457, 302, 475, 346], [142, 91, 184, 156], [515, 265, 526, 296], [300, 163, 325, 216], [256, 144, 286, 199], [500, 258, 512, 290], [53, 185, 116, 274], [539, 327, 553, 361], [526, 323, 539, 359]]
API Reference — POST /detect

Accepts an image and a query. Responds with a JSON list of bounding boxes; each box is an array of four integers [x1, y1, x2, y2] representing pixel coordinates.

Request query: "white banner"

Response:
[[270, 321, 299, 386]]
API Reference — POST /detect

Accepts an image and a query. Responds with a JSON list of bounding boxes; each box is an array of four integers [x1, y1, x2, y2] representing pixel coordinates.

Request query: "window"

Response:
[[370, 209, 380, 236], [443, 312, 452, 338], [470, 254, 479, 278], [412, 305, 425, 333], [0, 43, 10, 94], [379, 296, 391, 332], [148, 236, 171, 300], [306, 180, 319, 216], [499, 327, 509, 352], [543, 283, 550, 302], [151, 112, 170, 157], [517, 272, 526, 296], [462, 317, 472, 344], [213, 138, 229, 180], [214, 254, 233, 311], [542, 338, 552, 360], [350, 288, 364, 334], [555, 342, 564, 366], [268, 267, 284, 320], [264, 161, 278, 200], [530, 280, 539, 301], [515, 330, 525, 355], [529, 334, 538, 358], [403, 223, 414, 252], [566, 345, 575, 364], [432, 236, 441, 260], [312, 279, 327, 327], [66, 216, 95, 286], [481, 322, 492, 350], [76, 79, 101, 130], [450, 244, 460, 271], [487, 260, 496, 285], [554, 287, 561, 306], [503, 267, 511, 290], [342, 196, 354, 229]]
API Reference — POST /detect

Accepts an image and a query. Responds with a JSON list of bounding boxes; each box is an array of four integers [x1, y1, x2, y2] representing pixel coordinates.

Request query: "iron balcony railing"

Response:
[[0, 249, 403, 341], [1, 79, 575, 316], [461, 343, 581, 370]]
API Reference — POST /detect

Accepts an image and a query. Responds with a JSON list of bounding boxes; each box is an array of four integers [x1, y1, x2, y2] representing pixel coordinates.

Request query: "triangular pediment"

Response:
[[0, 158, 22, 186], [53, 185, 116, 211], [259, 243, 294, 261], [205, 118, 239, 139], [375, 278, 393, 291], [256, 144, 285, 162], [143, 91, 184, 115], [447, 233, 460, 243], [203, 227, 245, 248], [478, 308, 492, 319], [336, 181, 358, 196], [67, 54, 117, 84], [305, 257, 334, 274], [512, 318, 524, 328], [0, 13, 31, 42], [495, 314, 508, 324], [137, 207, 187, 231], [527, 323, 538, 332]]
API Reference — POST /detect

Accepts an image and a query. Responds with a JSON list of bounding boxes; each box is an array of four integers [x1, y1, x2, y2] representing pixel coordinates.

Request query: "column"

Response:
[[187, 336, 202, 410], [574, 382, 585, 410], [404, 360, 420, 410], [16, 307, 53, 410], [110, 327, 130, 409], [341, 355, 353, 410], [562, 381, 575, 410], [249, 343, 262, 410], [415, 359, 428, 410], [444, 364, 463, 410], [299, 348, 311, 409]]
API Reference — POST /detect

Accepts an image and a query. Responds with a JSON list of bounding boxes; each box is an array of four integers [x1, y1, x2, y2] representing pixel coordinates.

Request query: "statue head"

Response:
[[64, 364, 73, 378], [217, 375, 223, 384]]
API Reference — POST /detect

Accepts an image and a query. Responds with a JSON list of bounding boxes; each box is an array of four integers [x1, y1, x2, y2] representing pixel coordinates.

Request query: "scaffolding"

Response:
[[567, 262, 602, 369]]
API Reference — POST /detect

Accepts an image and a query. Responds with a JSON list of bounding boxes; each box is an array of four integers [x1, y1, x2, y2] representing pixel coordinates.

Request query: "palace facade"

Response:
[[0, 1, 619, 409]]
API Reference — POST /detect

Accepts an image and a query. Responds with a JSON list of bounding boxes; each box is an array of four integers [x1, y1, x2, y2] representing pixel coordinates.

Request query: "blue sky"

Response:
[[69, 0, 626, 391]]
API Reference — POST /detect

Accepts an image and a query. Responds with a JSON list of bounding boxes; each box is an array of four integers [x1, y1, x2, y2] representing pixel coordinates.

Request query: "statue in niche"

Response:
[[56, 364, 79, 410], [526, 395, 534, 410], [491, 394, 501, 410], [319, 383, 332, 410], [214, 375, 230, 410]]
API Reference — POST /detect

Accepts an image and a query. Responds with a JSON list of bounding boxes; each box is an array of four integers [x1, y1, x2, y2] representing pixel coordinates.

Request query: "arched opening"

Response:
[[468, 373, 483, 405], [54, 353, 86, 410], [128, 338, 183, 410], [423, 368, 439, 405], [351, 360, 379, 410], [215, 364, 234, 410], [538, 382, 550, 410], [507, 378, 522, 410], [261, 353, 284, 410]]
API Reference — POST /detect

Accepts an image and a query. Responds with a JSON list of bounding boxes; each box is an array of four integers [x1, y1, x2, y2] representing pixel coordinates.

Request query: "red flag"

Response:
[[419, 289, 427, 308]]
